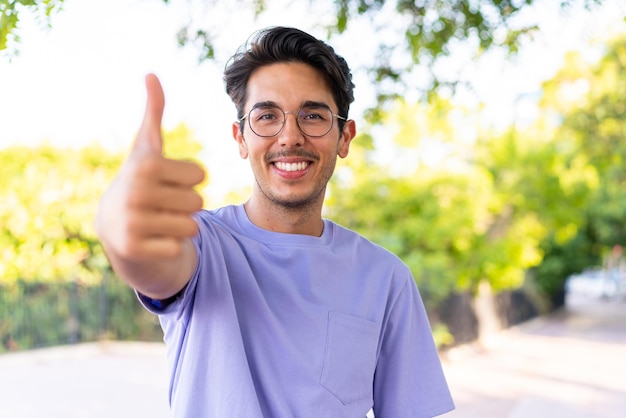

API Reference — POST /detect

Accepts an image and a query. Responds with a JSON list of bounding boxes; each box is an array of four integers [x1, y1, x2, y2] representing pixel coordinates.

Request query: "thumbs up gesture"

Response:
[[96, 74, 205, 297]]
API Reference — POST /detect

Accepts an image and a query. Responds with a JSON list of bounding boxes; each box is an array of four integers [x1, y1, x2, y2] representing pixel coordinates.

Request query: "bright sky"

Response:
[[0, 0, 338, 197], [1, 0, 624, 199]]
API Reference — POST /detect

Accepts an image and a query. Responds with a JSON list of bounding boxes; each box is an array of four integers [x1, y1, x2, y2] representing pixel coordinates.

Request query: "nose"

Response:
[[277, 112, 304, 147]]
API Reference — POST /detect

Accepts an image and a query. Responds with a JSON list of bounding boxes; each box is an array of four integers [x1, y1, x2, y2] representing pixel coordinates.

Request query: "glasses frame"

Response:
[[240, 104, 347, 138]]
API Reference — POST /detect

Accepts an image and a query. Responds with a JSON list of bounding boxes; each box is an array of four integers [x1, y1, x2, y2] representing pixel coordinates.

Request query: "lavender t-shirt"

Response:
[[140, 205, 454, 417]]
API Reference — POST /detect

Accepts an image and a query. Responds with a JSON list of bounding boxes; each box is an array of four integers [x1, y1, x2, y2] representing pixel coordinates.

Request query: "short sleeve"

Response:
[[373, 279, 455, 417], [137, 288, 184, 311]]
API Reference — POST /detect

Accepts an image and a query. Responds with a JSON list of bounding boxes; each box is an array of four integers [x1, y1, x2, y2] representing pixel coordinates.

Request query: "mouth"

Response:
[[273, 161, 311, 172], [268, 150, 318, 176]]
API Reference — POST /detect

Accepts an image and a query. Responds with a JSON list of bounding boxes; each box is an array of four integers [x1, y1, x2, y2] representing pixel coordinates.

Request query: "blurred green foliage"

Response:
[[0, 277, 162, 352], [0, 0, 63, 52], [2, 0, 604, 98], [330, 35, 626, 311], [531, 37, 626, 304], [0, 142, 120, 285], [0, 123, 204, 351]]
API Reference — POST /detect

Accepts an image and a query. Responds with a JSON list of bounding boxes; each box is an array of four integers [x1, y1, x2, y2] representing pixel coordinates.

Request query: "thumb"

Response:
[[133, 73, 165, 156]]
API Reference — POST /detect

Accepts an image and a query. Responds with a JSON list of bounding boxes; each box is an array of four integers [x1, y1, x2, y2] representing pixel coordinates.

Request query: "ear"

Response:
[[337, 119, 356, 159], [232, 122, 249, 159]]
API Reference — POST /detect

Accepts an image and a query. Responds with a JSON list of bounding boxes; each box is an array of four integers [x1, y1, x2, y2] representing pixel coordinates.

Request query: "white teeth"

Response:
[[275, 161, 308, 172]]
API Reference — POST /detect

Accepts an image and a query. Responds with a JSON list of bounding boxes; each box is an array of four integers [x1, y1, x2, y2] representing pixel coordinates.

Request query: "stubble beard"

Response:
[[258, 179, 327, 210], [255, 155, 337, 212]]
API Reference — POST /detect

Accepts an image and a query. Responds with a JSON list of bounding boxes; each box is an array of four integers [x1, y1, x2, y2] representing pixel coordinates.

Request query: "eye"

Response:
[[300, 106, 330, 122], [252, 107, 282, 123], [258, 112, 277, 121]]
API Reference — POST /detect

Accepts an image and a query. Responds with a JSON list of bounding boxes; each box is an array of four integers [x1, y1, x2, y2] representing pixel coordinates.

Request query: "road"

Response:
[[442, 293, 626, 418], [0, 293, 624, 417], [0, 341, 170, 418]]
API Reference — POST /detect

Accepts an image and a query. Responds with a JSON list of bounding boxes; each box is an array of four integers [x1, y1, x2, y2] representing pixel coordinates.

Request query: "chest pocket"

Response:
[[320, 311, 380, 405]]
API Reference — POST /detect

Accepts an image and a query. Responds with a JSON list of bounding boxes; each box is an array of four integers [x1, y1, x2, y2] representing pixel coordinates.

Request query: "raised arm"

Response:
[[95, 74, 205, 300]]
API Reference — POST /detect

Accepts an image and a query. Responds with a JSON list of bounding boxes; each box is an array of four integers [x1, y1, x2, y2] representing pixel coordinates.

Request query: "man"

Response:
[[96, 26, 455, 417]]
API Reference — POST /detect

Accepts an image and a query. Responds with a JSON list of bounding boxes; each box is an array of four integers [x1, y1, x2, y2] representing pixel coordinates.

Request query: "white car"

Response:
[[565, 267, 624, 299]]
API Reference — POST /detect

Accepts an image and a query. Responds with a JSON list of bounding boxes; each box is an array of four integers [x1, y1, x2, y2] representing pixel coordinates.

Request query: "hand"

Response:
[[96, 74, 205, 263]]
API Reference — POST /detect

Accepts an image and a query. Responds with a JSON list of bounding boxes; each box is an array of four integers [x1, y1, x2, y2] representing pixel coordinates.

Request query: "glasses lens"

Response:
[[249, 106, 284, 137], [297, 106, 334, 137]]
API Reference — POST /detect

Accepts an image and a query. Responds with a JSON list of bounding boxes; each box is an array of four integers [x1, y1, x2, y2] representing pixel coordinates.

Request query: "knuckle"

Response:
[[164, 242, 184, 258], [177, 160, 205, 184], [125, 212, 144, 233], [117, 235, 143, 259], [135, 156, 162, 178], [127, 187, 150, 208]]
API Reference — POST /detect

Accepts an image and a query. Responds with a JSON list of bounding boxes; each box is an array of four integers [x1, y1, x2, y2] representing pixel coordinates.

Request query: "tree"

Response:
[[2, 0, 604, 99], [0, 123, 206, 350], [169, 0, 604, 106], [0, 142, 118, 284], [0, 122, 205, 285], [0, 0, 64, 52], [328, 98, 562, 307], [475, 124, 598, 307], [530, 36, 626, 304], [327, 30, 623, 311]]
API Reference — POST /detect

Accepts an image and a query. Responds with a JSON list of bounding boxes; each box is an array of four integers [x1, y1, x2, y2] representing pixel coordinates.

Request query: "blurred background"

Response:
[[1, 0, 625, 416]]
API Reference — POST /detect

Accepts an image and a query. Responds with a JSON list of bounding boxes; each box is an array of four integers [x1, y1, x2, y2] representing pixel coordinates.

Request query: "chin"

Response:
[[265, 189, 324, 210]]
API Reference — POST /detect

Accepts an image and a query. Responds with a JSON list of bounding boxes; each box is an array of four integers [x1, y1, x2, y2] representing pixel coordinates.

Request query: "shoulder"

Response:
[[195, 205, 237, 225], [327, 221, 414, 296], [193, 205, 245, 237], [330, 221, 407, 266]]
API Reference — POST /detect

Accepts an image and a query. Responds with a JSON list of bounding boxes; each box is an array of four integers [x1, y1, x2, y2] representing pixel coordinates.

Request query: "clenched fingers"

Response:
[[128, 211, 200, 239], [134, 157, 205, 188], [130, 184, 204, 213]]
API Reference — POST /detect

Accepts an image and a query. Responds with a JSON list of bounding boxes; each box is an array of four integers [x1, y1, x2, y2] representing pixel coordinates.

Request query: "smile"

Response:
[[274, 161, 310, 172]]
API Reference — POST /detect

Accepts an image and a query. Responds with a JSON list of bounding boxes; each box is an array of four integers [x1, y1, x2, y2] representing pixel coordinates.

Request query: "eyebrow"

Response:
[[250, 100, 332, 110], [251, 100, 279, 110], [301, 100, 332, 110]]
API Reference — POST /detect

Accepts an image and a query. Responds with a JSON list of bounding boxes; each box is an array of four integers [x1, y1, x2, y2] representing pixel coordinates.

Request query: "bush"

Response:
[[0, 276, 162, 353]]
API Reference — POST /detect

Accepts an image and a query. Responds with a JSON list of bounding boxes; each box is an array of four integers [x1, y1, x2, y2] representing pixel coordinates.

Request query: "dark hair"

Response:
[[224, 27, 355, 130]]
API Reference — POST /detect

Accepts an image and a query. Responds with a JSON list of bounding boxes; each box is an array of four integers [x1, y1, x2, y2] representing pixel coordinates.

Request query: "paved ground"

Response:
[[0, 292, 624, 417], [0, 342, 170, 418], [442, 293, 626, 418]]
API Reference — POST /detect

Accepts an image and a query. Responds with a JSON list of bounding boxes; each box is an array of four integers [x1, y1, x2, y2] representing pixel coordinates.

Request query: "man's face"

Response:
[[232, 62, 356, 210]]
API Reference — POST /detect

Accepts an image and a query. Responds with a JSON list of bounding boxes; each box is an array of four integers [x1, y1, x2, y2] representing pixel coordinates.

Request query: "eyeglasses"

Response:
[[240, 104, 347, 138]]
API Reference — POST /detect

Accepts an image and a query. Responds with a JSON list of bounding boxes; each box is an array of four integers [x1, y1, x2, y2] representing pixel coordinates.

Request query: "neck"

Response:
[[244, 196, 325, 236]]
